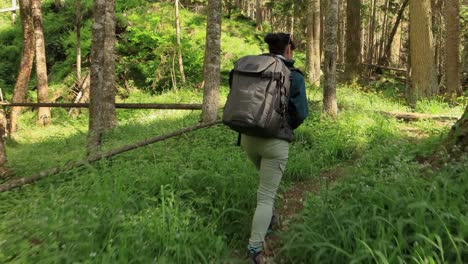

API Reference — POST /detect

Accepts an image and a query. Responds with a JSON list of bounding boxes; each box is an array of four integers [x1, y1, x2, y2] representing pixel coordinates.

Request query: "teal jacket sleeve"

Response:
[[288, 71, 309, 129]]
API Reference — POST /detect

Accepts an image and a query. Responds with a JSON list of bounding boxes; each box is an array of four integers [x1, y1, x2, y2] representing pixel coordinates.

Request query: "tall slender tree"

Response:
[[306, 0, 321, 86], [32, 0, 51, 126], [202, 0, 222, 122], [408, 0, 438, 104], [175, 0, 186, 83], [256, 0, 263, 30], [9, 0, 35, 133], [379, 0, 409, 66], [323, 0, 339, 117], [366, 0, 376, 64], [444, 0, 462, 97], [344, 0, 361, 82], [76, 0, 81, 84], [87, 0, 117, 157]]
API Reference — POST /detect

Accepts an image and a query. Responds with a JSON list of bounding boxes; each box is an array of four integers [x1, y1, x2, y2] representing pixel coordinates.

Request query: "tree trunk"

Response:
[[289, 5, 295, 36], [379, 0, 409, 66], [256, 0, 262, 30], [306, 0, 321, 87], [0, 109, 7, 176], [344, 0, 361, 82], [76, 0, 81, 84], [442, 105, 468, 153], [337, 0, 344, 65], [378, 0, 390, 61], [367, 0, 376, 64], [390, 20, 402, 66], [202, 0, 222, 123], [463, 29, 468, 91], [9, 0, 35, 134], [444, 0, 462, 97], [87, 0, 117, 157], [175, 0, 186, 83], [32, 0, 51, 126], [408, 0, 438, 105], [323, 0, 339, 118]]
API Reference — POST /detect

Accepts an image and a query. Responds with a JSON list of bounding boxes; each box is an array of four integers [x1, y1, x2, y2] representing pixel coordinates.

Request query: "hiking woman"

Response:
[[243, 33, 309, 263]]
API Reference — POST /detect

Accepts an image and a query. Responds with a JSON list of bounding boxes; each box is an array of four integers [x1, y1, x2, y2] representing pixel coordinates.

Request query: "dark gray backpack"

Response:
[[223, 54, 291, 138]]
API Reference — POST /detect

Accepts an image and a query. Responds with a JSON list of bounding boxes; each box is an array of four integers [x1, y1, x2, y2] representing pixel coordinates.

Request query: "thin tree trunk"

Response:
[[408, 0, 438, 104], [0, 109, 7, 176], [9, 0, 35, 134], [202, 0, 222, 123], [87, 0, 117, 157], [175, 0, 186, 83], [256, 0, 262, 30], [390, 20, 401, 66], [378, 0, 390, 61], [32, 0, 51, 126], [289, 4, 295, 35], [76, 0, 81, 84], [444, 0, 462, 97], [367, 0, 376, 64], [320, 0, 324, 61], [306, 0, 321, 87], [379, 0, 409, 66], [323, 0, 339, 118], [344, 0, 361, 82], [337, 0, 344, 65]]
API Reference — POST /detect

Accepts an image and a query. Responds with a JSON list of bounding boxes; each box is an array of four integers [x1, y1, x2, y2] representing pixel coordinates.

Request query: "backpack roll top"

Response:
[[223, 55, 292, 138]]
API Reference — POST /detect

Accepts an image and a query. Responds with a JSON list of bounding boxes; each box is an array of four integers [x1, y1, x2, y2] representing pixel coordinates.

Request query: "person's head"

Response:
[[264, 33, 296, 60]]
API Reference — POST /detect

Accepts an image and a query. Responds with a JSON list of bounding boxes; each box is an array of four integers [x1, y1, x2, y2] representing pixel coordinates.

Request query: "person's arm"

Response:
[[288, 72, 309, 129]]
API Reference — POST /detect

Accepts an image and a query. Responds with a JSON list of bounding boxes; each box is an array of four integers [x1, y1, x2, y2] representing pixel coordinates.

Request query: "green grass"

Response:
[[279, 86, 467, 263], [1, 83, 465, 263]]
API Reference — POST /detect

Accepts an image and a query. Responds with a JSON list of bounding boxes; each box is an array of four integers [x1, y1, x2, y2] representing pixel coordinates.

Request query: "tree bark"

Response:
[[323, 0, 339, 118], [344, 0, 361, 82], [306, 0, 321, 87], [0, 109, 7, 176], [366, 0, 376, 64], [175, 0, 186, 83], [87, 0, 117, 157], [408, 0, 438, 105], [379, 0, 409, 66], [9, 0, 35, 134], [76, 0, 81, 84], [202, 0, 222, 123], [337, 0, 344, 65], [256, 0, 262, 30], [444, 0, 462, 97], [442, 105, 468, 153], [32, 0, 51, 126]]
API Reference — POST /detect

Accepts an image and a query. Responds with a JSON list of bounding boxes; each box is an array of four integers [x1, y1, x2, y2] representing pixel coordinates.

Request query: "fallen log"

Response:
[[0, 120, 222, 192], [378, 111, 460, 122], [0, 102, 204, 110], [362, 63, 407, 73]]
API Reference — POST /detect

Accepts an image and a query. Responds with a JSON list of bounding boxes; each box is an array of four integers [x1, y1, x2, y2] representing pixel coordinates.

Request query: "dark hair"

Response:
[[264, 33, 296, 55]]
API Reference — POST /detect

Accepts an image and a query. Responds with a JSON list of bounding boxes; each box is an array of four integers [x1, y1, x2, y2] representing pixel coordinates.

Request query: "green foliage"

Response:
[[0, 0, 263, 95], [280, 84, 467, 263]]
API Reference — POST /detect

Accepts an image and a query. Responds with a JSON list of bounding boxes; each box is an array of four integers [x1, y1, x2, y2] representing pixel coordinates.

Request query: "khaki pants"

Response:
[[241, 134, 289, 249]]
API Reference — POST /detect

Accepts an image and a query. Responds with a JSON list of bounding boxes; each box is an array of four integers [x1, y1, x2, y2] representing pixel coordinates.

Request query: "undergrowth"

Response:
[[0, 84, 465, 263]]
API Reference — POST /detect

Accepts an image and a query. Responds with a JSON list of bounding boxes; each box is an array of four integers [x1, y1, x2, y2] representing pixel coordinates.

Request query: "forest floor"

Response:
[[257, 116, 458, 263], [0, 85, 466, 263]]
